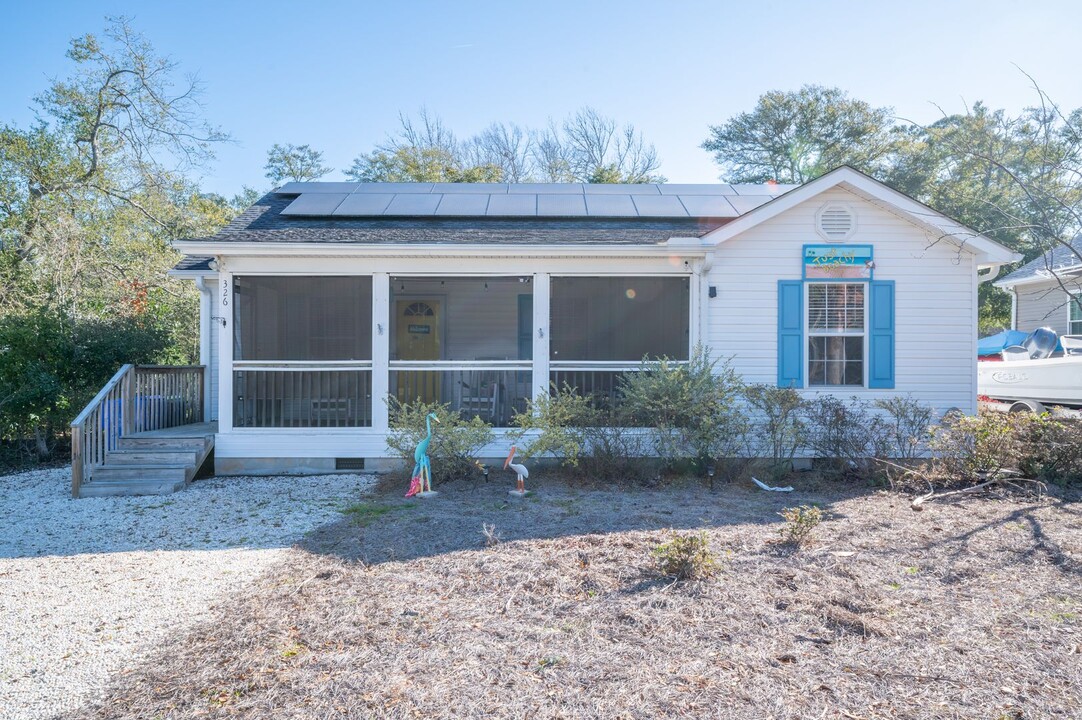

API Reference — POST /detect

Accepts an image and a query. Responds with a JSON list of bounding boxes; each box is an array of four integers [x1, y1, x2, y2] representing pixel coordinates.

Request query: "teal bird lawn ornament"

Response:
[[406, 413, 439, 497]]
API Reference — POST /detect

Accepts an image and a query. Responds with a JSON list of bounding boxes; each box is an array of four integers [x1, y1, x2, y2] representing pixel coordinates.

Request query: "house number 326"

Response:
[[221, 279, 229, 308]]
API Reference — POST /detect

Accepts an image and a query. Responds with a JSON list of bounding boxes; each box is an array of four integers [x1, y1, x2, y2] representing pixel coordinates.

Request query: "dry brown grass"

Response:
[[66, 478, 1081, 719]]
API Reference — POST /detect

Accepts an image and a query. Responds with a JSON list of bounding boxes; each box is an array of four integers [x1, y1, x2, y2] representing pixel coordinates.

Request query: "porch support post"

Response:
[[218, 267, 233, 432], [532, 273, 551, 400], [196, 276, 213, 421], [372, 272, 390, 431]]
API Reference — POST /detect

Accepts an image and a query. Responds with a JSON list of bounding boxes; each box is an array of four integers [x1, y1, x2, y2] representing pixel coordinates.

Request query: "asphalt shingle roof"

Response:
[[178, 190, 734, 247], [997, 235, 1082, 286]]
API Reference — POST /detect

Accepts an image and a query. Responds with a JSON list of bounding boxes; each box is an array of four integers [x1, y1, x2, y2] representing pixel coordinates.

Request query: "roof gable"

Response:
[[995, 234, 1082, 287], [699, 166, 1021, 267]]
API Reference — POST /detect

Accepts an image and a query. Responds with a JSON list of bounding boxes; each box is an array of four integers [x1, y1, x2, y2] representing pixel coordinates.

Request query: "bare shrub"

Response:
[[651, 531, 719, 580], [480, 523, 501, 547], [744, 384, 806, 482], [778, 505, 823, 547], [803, 396, 886, 479]]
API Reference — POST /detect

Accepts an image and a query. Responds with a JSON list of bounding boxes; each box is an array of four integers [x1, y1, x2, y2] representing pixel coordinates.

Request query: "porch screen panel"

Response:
[[550, 276, 690, 361], [234, 276, 372, 361]]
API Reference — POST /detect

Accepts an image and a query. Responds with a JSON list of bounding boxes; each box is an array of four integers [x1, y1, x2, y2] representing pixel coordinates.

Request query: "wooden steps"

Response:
[[78, 422, 216, 498]]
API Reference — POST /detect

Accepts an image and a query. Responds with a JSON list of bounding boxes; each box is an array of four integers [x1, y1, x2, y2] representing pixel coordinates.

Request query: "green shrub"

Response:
[[928, 408, 1019, 482], [652, 531, 719, 580], [0, 308, 172, 460], [511, 384, 647, 483], [778, 505, 823, 547], [621, 347, 748, 473], [511, 384, 595, 468], [743, 384, 806, 482], [386, 397, 494, 484], [1010, 413, 1082, 484]]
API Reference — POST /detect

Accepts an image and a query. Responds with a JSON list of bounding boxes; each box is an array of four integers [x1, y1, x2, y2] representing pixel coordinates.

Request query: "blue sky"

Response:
[[3, 0, 1081, 196]]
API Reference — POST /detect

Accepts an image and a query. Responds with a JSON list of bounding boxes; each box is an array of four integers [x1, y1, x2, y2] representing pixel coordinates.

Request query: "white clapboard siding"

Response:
[[707, 187, 977, 415], [1013, 278, 1081, 335]]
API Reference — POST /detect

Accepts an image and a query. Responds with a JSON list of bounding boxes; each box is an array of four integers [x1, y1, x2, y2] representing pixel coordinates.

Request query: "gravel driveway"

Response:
[[0, 467, 376, 720]]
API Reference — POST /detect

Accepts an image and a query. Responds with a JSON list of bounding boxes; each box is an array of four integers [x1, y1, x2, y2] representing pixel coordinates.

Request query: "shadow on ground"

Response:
[[298, 474, 879, 565]]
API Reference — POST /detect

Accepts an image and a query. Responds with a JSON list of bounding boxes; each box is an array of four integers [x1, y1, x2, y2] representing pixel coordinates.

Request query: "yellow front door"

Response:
[[395, 299, 442, 403]]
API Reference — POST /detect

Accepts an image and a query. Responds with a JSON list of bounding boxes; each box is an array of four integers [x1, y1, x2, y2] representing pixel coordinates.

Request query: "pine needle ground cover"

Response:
[[67, 481, 1080, 719]]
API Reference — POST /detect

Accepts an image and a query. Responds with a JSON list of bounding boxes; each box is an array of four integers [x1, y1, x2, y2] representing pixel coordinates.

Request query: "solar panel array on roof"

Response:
[[277, 181, 795, 218]]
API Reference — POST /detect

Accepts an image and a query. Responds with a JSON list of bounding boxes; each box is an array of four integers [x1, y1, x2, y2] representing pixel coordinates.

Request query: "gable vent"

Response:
[[816, 204, 856, 241]]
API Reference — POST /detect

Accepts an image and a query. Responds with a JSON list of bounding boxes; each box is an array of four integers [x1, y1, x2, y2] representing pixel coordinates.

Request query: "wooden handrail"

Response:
[[70, 364, 205, 498]]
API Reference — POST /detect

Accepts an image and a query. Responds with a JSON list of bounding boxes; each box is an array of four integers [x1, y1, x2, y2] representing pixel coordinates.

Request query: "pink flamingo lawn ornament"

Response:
[[504, 445, 529, 496], [405, 413, 439, 498]]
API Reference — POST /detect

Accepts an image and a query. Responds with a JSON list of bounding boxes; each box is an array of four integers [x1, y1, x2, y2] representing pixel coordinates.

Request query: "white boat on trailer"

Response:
[[977, 328, 1082, 410]]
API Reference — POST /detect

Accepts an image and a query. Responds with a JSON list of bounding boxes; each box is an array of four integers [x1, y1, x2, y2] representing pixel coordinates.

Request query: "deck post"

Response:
[[122, 368, 135, 436], [70, 427, 83, 498]]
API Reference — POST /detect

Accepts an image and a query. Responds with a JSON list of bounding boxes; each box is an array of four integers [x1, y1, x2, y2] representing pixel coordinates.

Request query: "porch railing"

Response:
[[70, 365, 205, 497], [233, 364, 373, 428]]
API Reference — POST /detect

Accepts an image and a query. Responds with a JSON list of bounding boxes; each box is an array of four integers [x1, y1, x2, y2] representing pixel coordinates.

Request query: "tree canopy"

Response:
[[346, 107, 664, 184], [701, 85, 899, 184], [264, 143, 332, 184]]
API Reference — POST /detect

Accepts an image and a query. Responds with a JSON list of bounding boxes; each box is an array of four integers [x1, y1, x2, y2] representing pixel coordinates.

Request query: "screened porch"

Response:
[[228, 273, 690, 429]]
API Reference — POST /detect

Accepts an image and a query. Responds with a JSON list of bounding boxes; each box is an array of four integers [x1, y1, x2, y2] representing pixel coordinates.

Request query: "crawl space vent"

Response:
[[335, 457, 366, 470], [816, 204, 856, 241]]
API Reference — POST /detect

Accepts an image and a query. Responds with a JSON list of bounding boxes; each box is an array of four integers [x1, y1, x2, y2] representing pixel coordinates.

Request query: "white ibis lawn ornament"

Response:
[[406, 413, 439, 498], [504, 445, 529, 496]]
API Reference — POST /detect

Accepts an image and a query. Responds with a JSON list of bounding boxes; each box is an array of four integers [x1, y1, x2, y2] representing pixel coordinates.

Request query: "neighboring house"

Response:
[[164, 166, 1019, 475], [995, 234, 1082, 336]]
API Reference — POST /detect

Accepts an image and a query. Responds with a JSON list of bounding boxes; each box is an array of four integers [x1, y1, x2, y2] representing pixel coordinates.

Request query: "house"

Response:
[[994, 234, 1082, 336], [157, 165, 1021, 477]]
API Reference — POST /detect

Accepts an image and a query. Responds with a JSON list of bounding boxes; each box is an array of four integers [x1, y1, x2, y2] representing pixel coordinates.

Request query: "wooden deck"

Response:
[[78, 421, 217, 498], [128, 421, 218, 439]]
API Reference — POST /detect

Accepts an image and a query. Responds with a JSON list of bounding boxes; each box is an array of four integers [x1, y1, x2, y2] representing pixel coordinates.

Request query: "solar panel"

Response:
[[631, 195, 688, 217], [434, 194, 491, 215], [657, 183, 736, 196], [281, 193, 349, 215], [438, 183, 510, 194], [725, 195, 775, 214], [730, 184, 795, 195], [487, 194, 537, 215], [352, 183, 434, 194], [537, 194, 588, 216], [677, 195, 739, 217], [584, 195, 638, 216], [508, 183, 584, 194], [583, 183, 660, 195], [277, 182, 359, 195], [384, 194, 441, 215], [331, 194, 395, 216]]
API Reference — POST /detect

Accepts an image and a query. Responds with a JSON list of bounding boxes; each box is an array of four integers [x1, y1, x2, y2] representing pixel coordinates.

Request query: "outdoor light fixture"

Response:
[[708, 286, 717, 298], [707, 462, 716, 491], [482, 464, 489, 482]]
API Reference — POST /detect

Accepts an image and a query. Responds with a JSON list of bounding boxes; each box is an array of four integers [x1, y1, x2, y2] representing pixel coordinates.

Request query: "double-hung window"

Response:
[[807, 283, 865, 386], [1070, 294, 1082, 335]]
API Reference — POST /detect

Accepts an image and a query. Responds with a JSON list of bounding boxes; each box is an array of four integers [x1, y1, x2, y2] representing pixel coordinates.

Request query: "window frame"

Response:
[[1069, 293, 1082, 335], [805, 280, 869, 388]]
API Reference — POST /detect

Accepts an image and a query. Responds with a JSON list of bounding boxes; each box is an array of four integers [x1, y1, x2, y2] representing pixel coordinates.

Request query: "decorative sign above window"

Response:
[[803, 244, 874, 280]]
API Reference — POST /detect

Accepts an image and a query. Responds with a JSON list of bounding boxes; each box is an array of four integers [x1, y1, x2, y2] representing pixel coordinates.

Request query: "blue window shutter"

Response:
[[777, 280, 803, 387], [868, 280, 895, 389]]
